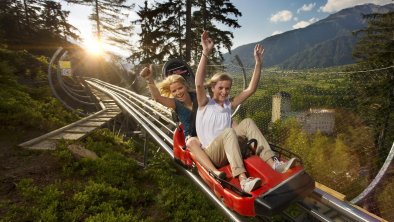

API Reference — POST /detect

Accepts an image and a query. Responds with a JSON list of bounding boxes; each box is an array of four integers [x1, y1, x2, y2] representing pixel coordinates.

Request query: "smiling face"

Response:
[[169, 82, 189, 102], [211, 80, 232, 104]]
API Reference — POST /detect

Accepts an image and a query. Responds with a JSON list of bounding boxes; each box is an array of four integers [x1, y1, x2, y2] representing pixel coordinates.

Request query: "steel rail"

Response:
[[295, 200, 332, 222], [351, 142, 394, 204], [112, 91, 174, 145], [56, 70, 95, 105], [89, 81, 173, 156], [114, 89, 175, 129], [48, 47, 96, 112], [231, 55, 247, 117], [86, 80, 171, 127], [87, 81, 175, 147], [62, 79, 92, 98], [88, 78, 175, 126], [61, 79, 94, 100], [62, 78, 87, 93], [92, 78, 173, 117], [120, 96, 174, 134], [48, 47, 76, 111], [89, 78, 175, 117], [87, 81, 176, 133], [313, 189, 380, 222]]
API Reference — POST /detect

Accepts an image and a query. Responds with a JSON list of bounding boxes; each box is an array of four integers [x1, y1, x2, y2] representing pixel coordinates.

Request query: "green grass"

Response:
[[0, 129, 229, 222]]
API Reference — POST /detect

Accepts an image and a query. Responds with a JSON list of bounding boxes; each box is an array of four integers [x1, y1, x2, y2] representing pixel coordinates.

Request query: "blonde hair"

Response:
[[157, 74, 189, 98], [205, 73, 233, 96]]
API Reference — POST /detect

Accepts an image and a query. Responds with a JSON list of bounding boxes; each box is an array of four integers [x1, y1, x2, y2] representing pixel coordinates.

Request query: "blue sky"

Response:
[[61, 0, 392, 55], [220, 0, 392, 49]]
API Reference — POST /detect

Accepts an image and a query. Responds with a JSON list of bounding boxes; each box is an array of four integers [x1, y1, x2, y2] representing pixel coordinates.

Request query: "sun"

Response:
[[84, 38, 104, 55]]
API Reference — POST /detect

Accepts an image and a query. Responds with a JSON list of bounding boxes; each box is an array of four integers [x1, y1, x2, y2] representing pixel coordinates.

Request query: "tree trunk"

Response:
[[185, 0, 191, 62], [202, 0, 206, 30], [23, 0, 30, 34]]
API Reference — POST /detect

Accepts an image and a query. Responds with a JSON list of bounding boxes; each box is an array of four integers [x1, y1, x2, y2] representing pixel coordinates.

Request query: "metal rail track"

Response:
[[85, 78, 386, 222], [19, 88, 121, 150]]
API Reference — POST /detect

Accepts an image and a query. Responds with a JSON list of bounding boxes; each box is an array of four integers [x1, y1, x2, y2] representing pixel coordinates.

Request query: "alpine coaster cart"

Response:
[[163, 58, 315, 218]]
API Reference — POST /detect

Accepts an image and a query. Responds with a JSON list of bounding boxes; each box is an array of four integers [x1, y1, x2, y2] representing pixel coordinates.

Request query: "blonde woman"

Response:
[[195, 31, 295, 193], [140, 65, 226, 179]]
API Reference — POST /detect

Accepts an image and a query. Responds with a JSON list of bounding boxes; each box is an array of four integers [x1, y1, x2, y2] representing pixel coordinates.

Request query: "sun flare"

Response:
[[84, 38, 104, 55]]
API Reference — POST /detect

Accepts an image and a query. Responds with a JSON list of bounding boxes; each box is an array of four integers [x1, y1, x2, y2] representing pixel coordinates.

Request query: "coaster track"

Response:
[[85, 78, 384, 222]]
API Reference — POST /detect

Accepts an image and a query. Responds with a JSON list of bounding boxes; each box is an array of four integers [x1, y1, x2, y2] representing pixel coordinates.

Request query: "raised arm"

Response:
[[231, 44, 264, 109], [140, 65, 176, 109], [195, 31, 214, 108]]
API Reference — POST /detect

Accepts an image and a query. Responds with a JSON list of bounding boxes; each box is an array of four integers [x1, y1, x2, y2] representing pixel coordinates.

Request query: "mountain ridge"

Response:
[[223, 3, 394, 69]]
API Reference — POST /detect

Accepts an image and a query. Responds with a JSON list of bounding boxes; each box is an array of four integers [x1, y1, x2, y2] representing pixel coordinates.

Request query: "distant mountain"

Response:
[[223, 3, 394, 69]]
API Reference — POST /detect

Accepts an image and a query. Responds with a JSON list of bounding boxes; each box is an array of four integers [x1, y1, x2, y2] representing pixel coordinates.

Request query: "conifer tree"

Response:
[[350, 12, 393, 214], [191, 0, 241, 63], [22, 0, 41, 35], [39, 1, 79, 44], [0, 0, 78, 54], [131, 0, 241, 64], [65, 0, 134, 55], [330, 138, 360, 193], [129, 0, 182, 64], [351, 12, 394, 163]]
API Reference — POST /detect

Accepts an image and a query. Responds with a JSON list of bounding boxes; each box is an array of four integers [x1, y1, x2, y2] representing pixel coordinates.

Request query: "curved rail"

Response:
[[48, 47, 75, 111], [351, 142, 394, 204], [232, 55, 247, 117], [48, 47, 98, 114], [90, 78, 174, 127]]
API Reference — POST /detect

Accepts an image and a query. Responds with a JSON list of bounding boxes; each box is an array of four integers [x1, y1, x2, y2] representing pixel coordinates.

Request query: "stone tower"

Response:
[[271, 92, 291, 123]]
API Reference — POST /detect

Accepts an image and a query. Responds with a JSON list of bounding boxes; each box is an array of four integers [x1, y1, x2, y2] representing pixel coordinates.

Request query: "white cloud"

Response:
[[320, 0, 393, 13], [297, 3, 316, 13], [270, 10, 293, 22], [293, 21, 310, 29], [310, 17, 319, 23], [292, 18, 319, 29], [272, 30, 283, 36]]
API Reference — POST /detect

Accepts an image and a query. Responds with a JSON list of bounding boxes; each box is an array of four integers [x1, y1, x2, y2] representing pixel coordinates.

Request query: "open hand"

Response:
[[254, 44, 264, 64], [201, 31, 214, 55]]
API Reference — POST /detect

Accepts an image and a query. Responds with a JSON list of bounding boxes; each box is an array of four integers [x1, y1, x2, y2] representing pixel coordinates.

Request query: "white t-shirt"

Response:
[[196, 97, 232, 148]]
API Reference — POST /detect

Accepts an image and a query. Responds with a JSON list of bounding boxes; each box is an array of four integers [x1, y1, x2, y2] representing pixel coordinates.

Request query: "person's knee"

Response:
[[239, 118, 257, 128], [223, 128, 237, 138], [242, 118, 254, 125], [222, 128, 239, 146], [186, 137, 200, 148]]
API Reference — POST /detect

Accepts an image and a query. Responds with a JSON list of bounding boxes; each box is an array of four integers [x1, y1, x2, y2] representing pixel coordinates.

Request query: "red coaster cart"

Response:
[[173, 124, 315, 217]]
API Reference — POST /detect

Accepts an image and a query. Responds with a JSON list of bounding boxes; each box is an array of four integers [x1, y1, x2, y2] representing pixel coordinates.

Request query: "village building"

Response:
[[271, 92, 335, 134]]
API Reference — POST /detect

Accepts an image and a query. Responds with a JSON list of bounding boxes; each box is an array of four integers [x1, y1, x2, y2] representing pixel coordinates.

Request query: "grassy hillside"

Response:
[[0, 129, 229, 221], [0, 48, 79, 133], [0, 49, 231, 221]]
